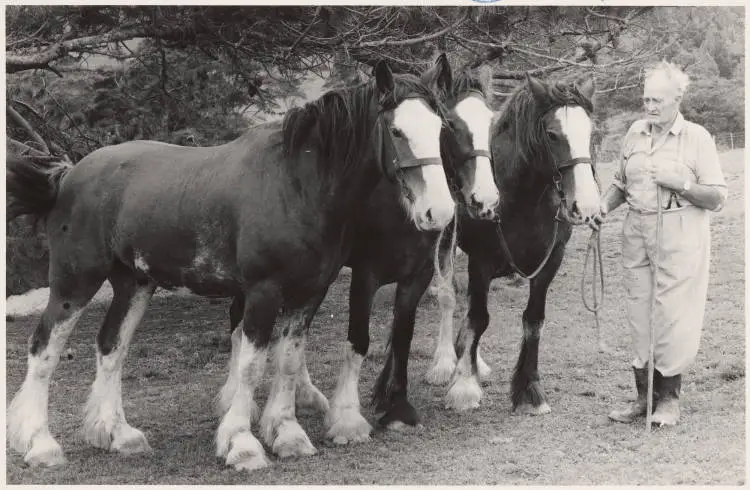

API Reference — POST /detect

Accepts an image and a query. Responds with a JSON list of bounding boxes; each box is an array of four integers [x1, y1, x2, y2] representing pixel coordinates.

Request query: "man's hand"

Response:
[[651, 165, 683, 191], [587, 204, 607, 231]]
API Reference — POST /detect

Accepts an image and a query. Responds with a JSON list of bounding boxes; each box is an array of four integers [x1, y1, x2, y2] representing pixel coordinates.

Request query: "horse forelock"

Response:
[[451, 69, 488, 103], [492, 79, 593, 184]]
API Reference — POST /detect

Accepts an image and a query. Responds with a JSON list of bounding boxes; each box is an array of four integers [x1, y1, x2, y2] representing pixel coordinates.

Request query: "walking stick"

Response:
[[646, 187, 663, 432]]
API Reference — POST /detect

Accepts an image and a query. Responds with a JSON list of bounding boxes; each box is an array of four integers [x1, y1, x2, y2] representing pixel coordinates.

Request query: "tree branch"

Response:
[[284, 6, 322, 60], [7, 104, 50, 154], [355, 9, 469, 48], [7, 138, 51, 158]]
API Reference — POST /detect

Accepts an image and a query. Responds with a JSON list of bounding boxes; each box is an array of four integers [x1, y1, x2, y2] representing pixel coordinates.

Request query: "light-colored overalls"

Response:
[[613, 113, 727, 376]]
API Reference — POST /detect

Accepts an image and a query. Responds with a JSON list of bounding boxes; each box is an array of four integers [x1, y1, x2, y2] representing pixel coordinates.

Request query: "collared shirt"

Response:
[[613, 112, 728, 213]]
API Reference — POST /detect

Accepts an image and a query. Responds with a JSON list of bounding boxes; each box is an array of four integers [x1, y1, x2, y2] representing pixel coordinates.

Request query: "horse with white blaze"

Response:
[[415, 74, 601, 416], [5, 60, 455, 472]]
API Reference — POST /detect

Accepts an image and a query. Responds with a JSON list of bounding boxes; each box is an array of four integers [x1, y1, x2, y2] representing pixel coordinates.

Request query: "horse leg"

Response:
[[445, 255, 492, 411], [295, 347, 330, 415], [511, 247, 564, 416], [326, 267, 376, 445], [83, 266, 156, 454], [7, 266, 104, 466], [216, 295, 245, 416], [426, 273, 493, 386], [425, 268, 458, 385], [216, 281, 281, 472], [377, 264, 434, 430], [260, 298, 324, 458], [425, 223, 458, 385]]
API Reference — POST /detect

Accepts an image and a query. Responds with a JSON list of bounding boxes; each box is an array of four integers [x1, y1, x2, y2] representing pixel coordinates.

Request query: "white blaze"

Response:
[[454, 97, 499, 207], [554, 106, 600, 217], [392, 98, 454, 228]]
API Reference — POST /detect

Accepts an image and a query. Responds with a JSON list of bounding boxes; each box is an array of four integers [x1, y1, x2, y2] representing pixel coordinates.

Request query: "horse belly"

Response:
[[138, 257, 240, 298]]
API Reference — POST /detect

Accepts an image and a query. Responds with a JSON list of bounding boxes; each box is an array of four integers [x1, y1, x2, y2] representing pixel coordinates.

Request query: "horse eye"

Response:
[[547, 131, 559, 142], [390, 127, 405, 138]]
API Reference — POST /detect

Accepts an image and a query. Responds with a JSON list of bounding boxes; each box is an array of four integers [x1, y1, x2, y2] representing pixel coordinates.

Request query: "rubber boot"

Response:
[[608, 366, 651, 423], [651, 372, 681, 427]]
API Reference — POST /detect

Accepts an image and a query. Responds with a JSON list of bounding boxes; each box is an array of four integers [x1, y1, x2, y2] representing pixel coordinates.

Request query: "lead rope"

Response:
[[581, 227, 609, 353]]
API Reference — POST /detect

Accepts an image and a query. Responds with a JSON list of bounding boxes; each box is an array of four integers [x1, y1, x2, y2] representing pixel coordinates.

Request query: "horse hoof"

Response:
[[425, 358, 456, 386], [512, 402, 551, 416], [24, 434, 67, 467], [445, 376, 482, 411], [225, 432, 270, 472], [272, 421, 317, 459], [385, 420, 423, 433], [111, 426, 152, 454], [326, 409, 372, 445]]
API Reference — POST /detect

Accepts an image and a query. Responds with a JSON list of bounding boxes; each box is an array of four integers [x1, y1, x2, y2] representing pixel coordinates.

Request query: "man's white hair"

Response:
[[644, 60, 691, 96]]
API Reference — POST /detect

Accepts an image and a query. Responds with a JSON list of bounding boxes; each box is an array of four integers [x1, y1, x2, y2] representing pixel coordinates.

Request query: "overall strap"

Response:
[[666, 124, 688, 210]]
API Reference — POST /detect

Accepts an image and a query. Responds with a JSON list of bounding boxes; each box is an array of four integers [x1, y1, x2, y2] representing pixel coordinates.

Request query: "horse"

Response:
[[6, 60, 456, 472], [221, 54, 502, 443], [380, 73, 601, 418]]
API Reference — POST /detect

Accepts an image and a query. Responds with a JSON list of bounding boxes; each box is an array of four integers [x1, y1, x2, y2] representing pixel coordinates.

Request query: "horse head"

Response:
[[525, 73, 600, 225], [373, 61, 455, 231], [421, 54, 500, 221]]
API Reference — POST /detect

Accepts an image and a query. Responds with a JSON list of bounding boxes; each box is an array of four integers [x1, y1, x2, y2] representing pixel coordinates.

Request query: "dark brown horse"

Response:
[[6, 61, 456, 471], [221, 55, 501, 443], [387, 74, 600, 417]]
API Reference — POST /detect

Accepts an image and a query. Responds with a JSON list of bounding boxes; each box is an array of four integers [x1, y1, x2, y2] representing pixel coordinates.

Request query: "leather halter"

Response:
[[376, 94, 442, 182], [451, 89, 493, 168]]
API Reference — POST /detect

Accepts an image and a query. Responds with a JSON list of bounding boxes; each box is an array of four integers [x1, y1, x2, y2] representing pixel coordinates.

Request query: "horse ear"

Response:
[[434, 53, 453, 94], [421, 53, 452, 94], [526, 73, 549, 103], [375, 60, 394, 95], [577, 76, 596, 102]]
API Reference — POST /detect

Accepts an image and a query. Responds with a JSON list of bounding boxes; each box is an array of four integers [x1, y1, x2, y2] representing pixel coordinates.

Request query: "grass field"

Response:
[[5, 150, 745, 485]]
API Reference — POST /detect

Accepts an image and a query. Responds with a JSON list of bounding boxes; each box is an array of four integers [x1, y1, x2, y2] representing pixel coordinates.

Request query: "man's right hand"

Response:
[[587, 205, 607, 231]]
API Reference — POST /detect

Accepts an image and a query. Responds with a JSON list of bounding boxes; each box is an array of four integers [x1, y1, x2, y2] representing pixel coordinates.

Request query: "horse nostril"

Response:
[[470, 193, 481, 208], [426, 209, 433, 222]]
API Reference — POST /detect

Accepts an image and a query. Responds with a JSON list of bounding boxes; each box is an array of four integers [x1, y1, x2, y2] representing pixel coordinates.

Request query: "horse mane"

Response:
[[282, 73, 444, 177], [492, 78, 593, 183]]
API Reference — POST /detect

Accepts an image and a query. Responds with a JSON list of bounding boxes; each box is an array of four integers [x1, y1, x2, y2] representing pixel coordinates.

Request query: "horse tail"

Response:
[[6, 154, 73, 223], [371, 331, 394, 411]]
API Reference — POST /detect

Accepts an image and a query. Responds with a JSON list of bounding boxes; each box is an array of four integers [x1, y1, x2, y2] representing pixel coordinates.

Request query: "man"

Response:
[[591, 60, 727, 426]]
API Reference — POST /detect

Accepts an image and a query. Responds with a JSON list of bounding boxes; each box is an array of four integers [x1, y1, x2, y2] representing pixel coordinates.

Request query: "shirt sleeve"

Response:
[[693, 125, 728, 200]]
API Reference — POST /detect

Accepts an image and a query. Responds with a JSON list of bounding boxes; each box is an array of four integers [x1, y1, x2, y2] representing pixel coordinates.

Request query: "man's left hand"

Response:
[[651, 166, 683, 191]]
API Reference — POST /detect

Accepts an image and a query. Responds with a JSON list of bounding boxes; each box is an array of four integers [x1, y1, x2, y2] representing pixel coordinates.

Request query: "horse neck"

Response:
[[297, 122, 382, 226], [493, 130, 554, 212]]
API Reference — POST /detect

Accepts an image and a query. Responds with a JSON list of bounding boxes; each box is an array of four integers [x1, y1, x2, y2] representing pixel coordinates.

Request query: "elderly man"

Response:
[[592, 61, 728, 426]]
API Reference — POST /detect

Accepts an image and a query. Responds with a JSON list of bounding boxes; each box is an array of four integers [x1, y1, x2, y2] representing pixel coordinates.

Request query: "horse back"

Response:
[[47, 125, 296, 294]]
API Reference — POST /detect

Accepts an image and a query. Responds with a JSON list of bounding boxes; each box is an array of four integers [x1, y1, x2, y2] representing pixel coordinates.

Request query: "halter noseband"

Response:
[[377, 94, 443, 181]]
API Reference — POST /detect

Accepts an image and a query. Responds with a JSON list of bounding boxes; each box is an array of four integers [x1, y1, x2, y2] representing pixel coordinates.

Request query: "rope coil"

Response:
[[581, 228, 609, 353]]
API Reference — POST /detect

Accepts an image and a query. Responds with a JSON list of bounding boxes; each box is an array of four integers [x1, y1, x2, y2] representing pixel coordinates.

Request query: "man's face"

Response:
[[642, 73, 681, 128]]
